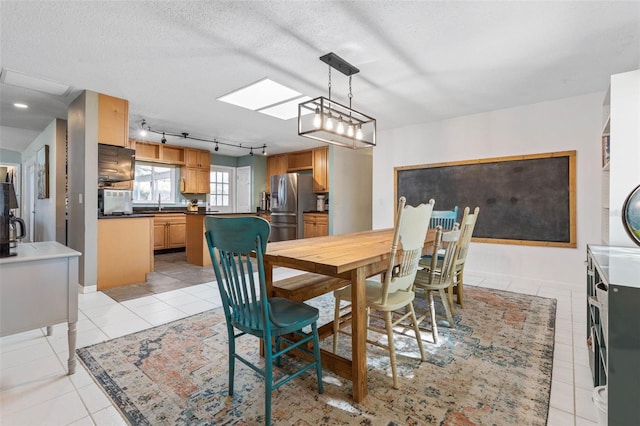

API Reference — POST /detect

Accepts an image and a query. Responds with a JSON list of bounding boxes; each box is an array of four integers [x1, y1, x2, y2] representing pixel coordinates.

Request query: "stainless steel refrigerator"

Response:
[[270, 173, 315, 242]]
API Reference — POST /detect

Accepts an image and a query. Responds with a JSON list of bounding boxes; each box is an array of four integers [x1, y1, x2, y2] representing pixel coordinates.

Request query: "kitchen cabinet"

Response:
[[312, 146, 329, 192], [266, 154, 287, 193], [153, 214, 186, 250], [181, 148, 210, 194], [98, 217, 153, 289], [185, 148, 210, 168], [287, 150, 312, 171], [586, 245, 640, 425], [303, 213, 328, 238], [135, 141, 185, 165], [98, 94, 129, 147]]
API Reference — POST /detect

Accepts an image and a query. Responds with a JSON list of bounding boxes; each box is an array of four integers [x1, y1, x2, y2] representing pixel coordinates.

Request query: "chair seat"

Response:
[[334, 280, 416, 312], [233, 297, 320, 337], [414, 268, 449, 291]]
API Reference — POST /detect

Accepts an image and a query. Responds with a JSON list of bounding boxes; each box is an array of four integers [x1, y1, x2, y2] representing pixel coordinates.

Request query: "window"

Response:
[[209, 166, 235, 213], [133, 162, 177, 203]]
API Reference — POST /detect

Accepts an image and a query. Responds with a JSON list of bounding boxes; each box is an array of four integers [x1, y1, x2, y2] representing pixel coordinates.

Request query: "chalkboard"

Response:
[[395, 151, 576, 247]]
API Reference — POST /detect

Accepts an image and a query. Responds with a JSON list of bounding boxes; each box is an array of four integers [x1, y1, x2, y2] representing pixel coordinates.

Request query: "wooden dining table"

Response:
[[263, 227, 436, 402]]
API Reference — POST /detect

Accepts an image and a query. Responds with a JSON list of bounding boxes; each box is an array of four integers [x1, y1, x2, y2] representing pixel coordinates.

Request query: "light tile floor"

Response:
[[1, 270, 600, 425]]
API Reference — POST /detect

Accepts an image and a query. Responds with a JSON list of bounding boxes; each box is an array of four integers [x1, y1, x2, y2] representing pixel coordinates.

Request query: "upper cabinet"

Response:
[[266, 154, 287, 193], [98, 94, 129, 147], [181, 148, 211, 194], [134, 140, 185, 165], [185, 149, 210, 169], [266, 147, 330, 194], [312, 146, 329, 193]]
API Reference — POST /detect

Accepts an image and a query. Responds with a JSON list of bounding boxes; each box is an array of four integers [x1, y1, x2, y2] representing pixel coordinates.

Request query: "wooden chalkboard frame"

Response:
[[394, 151, 576, 247]]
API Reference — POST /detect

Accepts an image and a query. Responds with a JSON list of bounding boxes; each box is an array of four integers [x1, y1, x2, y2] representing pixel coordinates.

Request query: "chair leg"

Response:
[[438, 288, 455, 329], [333, 296, 341, 353], [428, 290, 439, 344], [312, 322, 324, 394], [383, 311, 399, 389], [275, 336, 281, 367], [408, 302, 426, 361], [447, 283, 455, 315], [228, 327, 236, 396], [456, 270, 465, 308], [264, 337, 273, 426]]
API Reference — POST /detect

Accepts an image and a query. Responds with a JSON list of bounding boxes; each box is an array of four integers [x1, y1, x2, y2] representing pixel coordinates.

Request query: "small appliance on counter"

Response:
[[187, 198, 199, 212], [98, 189, 133, 215], [316, 195, 326, 212]]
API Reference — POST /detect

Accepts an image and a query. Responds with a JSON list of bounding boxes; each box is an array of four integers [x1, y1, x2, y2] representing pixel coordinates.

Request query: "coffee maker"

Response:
[[0, 182, 19, 257]]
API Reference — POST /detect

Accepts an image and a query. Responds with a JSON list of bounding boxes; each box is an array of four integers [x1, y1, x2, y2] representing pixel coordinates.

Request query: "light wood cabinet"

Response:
[[266, 154, 288, 193], [98, 94, 129, 147], [303, 213, 328, 238], [98, 217, 153, 289], [153, 214, 186, 250], [185, 148, 210, 168], [287, 150, 313, 171], [135, 141, 185, 165], [312, 146, 329, 192], [181, 148, 210, 194]]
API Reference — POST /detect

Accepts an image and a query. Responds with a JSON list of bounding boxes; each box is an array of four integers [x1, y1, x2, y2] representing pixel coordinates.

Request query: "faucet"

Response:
[[158, 194, 162, 212]]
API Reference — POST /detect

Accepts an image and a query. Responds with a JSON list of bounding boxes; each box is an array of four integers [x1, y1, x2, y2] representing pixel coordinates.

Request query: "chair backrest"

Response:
[[429, 206, 458, 230], [381, 197, 434, 303], [428, 226, 461, 286], [454, 206, 480, 270], [205, 216, 271, 333]]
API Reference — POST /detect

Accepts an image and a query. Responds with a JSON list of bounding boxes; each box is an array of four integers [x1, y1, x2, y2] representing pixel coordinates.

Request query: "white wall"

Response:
[[373, 92, 603, 287], [21, 119, 66, 242], [329, 145, 373, 235]]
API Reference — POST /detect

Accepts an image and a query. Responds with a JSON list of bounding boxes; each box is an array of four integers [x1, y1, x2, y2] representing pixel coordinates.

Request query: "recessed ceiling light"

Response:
[[218, 78, 302, 111], [258, 96, 312, 120], [0, 68, 71, 96], [13, 103, 28, 109]]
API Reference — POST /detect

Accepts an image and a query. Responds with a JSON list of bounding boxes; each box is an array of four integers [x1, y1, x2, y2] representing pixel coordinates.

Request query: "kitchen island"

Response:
[[185, 212, 268, 266], [98, 215, 154, 289]]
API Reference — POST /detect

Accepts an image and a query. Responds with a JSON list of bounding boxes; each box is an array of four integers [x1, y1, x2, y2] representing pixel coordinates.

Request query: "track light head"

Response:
[[161, 132, 167, 144], [250, 147, 254, 156]]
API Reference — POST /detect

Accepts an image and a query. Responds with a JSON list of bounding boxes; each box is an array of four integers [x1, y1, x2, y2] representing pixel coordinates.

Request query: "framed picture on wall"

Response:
[[37, 144, 49, 199]]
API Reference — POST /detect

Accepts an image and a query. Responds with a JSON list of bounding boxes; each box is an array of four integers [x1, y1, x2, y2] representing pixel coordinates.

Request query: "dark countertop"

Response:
[[98, 214, 155, 219], [303, 210, 329, 214]]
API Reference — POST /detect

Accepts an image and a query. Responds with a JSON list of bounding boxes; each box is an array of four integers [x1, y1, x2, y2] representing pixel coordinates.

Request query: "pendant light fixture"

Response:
[[298, 52, 376, 149]]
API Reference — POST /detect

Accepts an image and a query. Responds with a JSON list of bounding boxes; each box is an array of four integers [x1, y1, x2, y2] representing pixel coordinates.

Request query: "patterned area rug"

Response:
[[77, 286, 556, 425]]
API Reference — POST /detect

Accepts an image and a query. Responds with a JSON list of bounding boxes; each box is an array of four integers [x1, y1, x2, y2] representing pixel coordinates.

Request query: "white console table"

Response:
[[0, 241, 81, 374]]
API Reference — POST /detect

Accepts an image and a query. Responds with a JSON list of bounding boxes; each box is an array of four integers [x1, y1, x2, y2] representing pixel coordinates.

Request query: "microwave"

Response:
[[99, 189, 133, 215]]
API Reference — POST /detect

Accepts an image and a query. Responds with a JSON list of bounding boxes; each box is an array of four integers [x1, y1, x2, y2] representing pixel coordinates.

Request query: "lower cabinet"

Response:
[[98, 217, 153, 290], [586, 244, 640, 425], [303, 213, 328, 238], [154, 214, 186, 250]]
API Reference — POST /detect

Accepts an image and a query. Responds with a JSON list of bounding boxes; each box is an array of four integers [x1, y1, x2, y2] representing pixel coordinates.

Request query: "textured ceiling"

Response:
[[1, 1, 639, 155]]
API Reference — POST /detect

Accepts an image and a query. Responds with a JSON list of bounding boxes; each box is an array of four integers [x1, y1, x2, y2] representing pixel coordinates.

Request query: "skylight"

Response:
[[217, 78, 310, 120]]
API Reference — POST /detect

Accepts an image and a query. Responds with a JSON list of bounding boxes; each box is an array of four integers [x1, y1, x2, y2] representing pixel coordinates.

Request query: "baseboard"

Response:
[[79, 284, 97, 294]]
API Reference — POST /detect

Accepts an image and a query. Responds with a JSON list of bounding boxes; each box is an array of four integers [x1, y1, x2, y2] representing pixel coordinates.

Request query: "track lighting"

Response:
[[139, 119, 266, 156]]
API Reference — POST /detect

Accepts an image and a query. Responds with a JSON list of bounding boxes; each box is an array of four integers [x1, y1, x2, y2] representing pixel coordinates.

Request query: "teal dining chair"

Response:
[[430, 206, 458, 230], [205, 216, 324, 426]]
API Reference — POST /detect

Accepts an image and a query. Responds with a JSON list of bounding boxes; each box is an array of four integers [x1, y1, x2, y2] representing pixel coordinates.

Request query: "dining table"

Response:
[[263, 227, 436, 402]]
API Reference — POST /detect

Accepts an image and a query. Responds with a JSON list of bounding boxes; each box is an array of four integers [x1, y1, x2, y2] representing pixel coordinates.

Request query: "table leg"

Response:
[[351, 267, 368, 402], [46, 326, 53, 336], [67, 321, 77, 375]]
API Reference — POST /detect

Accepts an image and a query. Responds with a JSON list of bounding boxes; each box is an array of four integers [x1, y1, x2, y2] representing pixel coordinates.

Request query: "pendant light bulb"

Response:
[[313, 107, 321, 129], [336, 116, 345, 135], [262, 145, 267, 156], [139, 128, 147, 137], [324, 111, 334, 131], [355, 125, 363, 140], [347, 120, 355, 137]]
